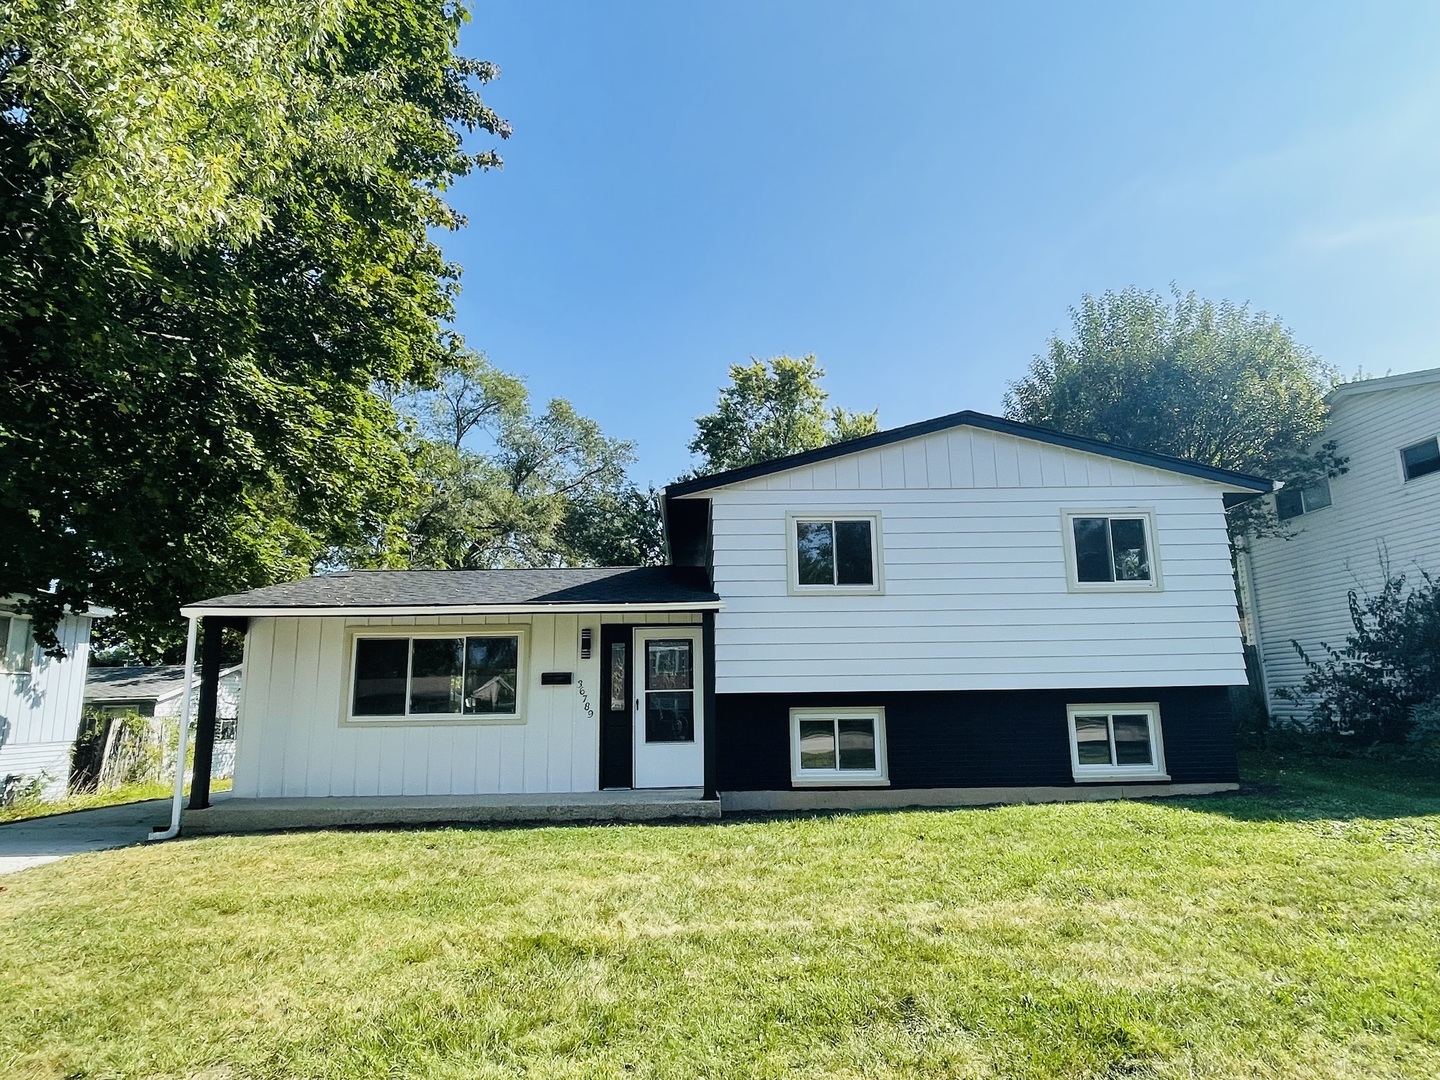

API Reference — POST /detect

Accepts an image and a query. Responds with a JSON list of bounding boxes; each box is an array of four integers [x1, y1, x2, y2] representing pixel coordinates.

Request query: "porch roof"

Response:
[[180, 566, 722, 618]]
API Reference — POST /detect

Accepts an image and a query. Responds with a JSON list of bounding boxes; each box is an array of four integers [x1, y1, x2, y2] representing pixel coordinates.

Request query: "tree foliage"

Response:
[[1004, 287, 1341, 535], [379, 356, 653, 570], [689, 355, 879, 475], [1, 0, 508, 656], [1277, 567, 1440, 749]]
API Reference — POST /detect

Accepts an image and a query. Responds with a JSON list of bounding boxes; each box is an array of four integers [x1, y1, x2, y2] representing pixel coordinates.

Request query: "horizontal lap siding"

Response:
[[233, 611, 702, 798], [1246, 383, 1440, 720], [717, 686, 1238, 790], [705, 427, 1247, 694]]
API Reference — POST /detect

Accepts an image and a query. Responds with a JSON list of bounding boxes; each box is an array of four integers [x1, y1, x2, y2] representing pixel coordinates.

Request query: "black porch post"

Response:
[[702, 610, 718, 802], [187, 617, 224, 810]]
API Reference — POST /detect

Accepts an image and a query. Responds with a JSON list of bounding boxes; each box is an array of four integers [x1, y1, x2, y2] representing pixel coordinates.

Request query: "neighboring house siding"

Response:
[[696, 426, 1248, 695], [716, 686, 1238, 791], [1246, 380, 1440, 720], [234, 612, 699, 799], [0, 614, 92, 796]]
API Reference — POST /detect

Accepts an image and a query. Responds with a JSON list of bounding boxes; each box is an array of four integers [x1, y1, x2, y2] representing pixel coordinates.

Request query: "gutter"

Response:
[[148, 615, 198, 841]]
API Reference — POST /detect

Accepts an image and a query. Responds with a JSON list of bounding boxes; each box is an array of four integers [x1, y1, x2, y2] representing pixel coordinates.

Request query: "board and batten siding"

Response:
[[1246, 379, 1440, 719], [232, 611, 700, 799], [691, 426, 1249, 695], [0, 613, 93, 796]]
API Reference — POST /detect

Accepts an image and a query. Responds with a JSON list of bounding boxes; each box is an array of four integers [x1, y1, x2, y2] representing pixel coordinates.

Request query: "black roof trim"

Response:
[[665, 410, 1273, 497]]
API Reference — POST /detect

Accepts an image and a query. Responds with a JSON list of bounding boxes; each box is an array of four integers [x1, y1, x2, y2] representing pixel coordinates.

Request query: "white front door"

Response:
[[632, 628, 704, 788]]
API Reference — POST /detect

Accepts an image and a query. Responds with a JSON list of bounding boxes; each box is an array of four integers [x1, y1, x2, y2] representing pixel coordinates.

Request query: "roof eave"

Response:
[[179, 600, 725, 619]]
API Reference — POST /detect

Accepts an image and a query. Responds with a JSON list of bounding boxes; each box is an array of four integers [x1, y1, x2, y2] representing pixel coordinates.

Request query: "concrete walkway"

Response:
[[0, 799, 168, 876]]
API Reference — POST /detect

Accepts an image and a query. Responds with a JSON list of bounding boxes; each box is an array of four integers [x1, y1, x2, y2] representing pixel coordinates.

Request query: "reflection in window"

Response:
[[352, 634, 521, 719], [794, 517, 876, 587], [1071, 516, 1153, 584], [1068, 706, 1162, 778], [791, 709, 885, 782], [644, 639, 694, 742], [1401, 437, 1440, 482]]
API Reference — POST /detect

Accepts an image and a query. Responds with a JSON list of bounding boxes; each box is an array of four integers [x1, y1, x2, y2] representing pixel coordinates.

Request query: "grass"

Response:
[[0, 777, 233, 824], [1, 753, 1437, 1079]]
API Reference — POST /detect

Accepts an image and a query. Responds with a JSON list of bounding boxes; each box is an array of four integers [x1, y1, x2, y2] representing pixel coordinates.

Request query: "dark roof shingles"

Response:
[[189, 566, 718, 611]]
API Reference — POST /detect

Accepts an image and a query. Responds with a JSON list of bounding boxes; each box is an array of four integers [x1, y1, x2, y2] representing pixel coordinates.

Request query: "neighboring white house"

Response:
[[0, 601, 102, 799], [176, 411, 1271, 828], [83, 665, 243, 780], [1242, 367, 1440, 721]]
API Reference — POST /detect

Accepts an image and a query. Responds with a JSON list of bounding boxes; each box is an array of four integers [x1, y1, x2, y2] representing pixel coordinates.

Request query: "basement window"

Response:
[[1066, 703, 1168, 782], [350, 632, 524, 722], [789, 707, 889, 786]]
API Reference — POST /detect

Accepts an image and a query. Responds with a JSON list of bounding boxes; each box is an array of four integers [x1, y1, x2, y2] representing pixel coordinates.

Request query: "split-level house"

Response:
[[1240, 367, 1440, 720], [175, 411, 1271, 830]]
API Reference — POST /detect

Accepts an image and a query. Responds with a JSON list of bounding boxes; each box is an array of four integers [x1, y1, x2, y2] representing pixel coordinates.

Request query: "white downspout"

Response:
[[148, 615, 198, 841]]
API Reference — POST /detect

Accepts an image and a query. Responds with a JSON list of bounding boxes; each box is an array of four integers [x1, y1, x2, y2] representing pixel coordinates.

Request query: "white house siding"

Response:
[[0, 614, 92, 797], [694, 426, 1248, 695], [1246, 379, 1440, 719], [233, 611, 700, 799], [154, 669, 243, 779]]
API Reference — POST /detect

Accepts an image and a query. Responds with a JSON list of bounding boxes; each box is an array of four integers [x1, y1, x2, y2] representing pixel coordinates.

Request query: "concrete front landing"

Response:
[[183, 789, 720, 833]]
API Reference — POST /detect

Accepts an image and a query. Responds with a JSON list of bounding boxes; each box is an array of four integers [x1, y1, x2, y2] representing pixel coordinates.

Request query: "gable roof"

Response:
[[1328, 366, 1440, 402], [665, 409, 1273, 498], [181, 566, 721, 618], [85, 664, 241, 704]]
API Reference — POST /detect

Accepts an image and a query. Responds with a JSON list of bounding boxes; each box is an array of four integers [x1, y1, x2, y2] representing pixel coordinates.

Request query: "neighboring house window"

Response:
[[1401, 437, 1440, 482], [788, 513, 882, 593], [1275, 478, 1333, 521], [350, 632, 523, 721], [789, 707, 889, 785], [1062, 511, 1160, 590], [0, 615, 34, 674], [1066, 703, 1168, 781]]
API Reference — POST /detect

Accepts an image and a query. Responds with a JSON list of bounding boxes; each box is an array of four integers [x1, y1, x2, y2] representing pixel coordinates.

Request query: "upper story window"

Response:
[[1275, 478, 1333, 521], [787, 513, 882, 593], [1401, 437, 1440, 482], [0, 615, 34, 675], [1062, 511, 1160, 591], [350, 631, 524, 723]]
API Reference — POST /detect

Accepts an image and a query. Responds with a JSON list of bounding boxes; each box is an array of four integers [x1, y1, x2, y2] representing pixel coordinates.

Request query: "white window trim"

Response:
[[1060, 509, 1163, 593], [342, 628, 528, 726], [1275, 478, 1333, 520], [785, 511, 885, 596], [0, 613, 34, 675], [1398, 435, 1440, 484], [789, 706, 890, 786], [1066, 702, 1169, 782]]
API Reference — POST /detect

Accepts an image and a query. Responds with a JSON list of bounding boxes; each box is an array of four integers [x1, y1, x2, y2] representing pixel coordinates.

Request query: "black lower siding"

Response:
[[715, 686, 1239, 791]]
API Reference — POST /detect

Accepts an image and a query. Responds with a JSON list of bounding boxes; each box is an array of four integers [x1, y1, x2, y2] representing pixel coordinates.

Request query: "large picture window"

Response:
[[788, 513, 882, 593], [1066, 703, 1167, 781], [1062, 511, 1160, 590], [350, 632, 523, 722], [789, 707, 889, 785]]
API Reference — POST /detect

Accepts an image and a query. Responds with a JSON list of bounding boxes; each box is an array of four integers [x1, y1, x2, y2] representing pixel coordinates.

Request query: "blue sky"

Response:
[[445, 2, 1440, 486]]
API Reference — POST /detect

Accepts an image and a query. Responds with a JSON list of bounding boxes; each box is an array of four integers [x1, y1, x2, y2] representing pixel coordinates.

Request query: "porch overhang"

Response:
[[179, 600, 723, 619]]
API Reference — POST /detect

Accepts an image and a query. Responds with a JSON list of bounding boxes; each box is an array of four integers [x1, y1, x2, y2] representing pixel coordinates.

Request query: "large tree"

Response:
[[689, 355, 879, 475], [1004, 287, 1340, 532], [1, 0, 508, 655]]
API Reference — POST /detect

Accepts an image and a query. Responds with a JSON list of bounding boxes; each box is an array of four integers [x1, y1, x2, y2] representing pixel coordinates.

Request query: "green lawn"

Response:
[[0, 777, 233, 824], [2, 754, 1438, 1079]]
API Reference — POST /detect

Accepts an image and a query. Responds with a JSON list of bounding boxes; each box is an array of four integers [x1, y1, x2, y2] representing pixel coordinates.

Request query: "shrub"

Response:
[[1277, 569, 1440, 747]]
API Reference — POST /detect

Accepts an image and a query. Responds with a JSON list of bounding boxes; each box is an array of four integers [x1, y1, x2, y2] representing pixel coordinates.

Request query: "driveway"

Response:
[[0, 799, 169, 875]]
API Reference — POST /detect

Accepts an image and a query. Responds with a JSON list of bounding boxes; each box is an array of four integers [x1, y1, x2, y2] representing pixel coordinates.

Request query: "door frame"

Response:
[[631, 626, 705, 789]]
